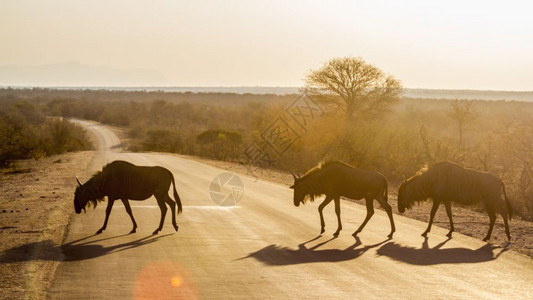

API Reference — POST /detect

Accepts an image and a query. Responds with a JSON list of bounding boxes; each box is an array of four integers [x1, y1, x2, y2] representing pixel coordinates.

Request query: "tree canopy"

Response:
[[305, 57, 402, 120]]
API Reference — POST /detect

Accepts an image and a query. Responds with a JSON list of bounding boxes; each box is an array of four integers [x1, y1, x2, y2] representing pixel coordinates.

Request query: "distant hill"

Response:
[[0, 62, 168, 87]]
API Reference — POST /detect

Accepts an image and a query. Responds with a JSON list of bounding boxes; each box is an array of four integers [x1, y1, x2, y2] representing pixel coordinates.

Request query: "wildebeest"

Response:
[[290, 161, 395, 238], [397, 161, 512, 241], [74, 160, 183, 235]]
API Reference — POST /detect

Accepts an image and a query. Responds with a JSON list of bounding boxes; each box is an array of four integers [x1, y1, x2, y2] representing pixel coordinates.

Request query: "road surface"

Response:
[[48, 120, 532, 299]]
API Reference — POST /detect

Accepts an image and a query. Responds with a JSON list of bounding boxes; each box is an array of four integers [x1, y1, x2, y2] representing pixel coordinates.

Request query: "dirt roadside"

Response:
[[0, 151, 94, 299]]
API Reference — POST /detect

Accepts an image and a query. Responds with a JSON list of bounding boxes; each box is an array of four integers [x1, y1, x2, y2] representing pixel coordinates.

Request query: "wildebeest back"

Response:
[[317, 163, 387, 200], [428, 162, 502, 205], [102, 161, 174, 200]]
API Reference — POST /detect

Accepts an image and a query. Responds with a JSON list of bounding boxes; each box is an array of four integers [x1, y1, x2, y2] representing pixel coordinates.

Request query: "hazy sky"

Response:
[[1, 0, 532, 90]]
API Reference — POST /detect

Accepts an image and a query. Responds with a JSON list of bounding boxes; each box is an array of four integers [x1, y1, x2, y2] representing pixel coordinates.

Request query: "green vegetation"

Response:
[[0, 87, 531, 220]]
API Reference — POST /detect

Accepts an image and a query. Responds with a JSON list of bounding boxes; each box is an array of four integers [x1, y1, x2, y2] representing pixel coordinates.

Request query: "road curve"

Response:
[[48, 120, 532, 299]]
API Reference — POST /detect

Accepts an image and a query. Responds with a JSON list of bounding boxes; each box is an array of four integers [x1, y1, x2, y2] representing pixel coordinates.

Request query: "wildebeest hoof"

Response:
[[96, 230, 103, 235], [421, 232, 428, 237], [320, 228, 325, 234], [173, 225, 179, 232], [446, 232, 453, 238], [333, 232, 340, 237], [352, 231, 359, 237], [129, 229, 136, 234], [387, 233, 394, 239]]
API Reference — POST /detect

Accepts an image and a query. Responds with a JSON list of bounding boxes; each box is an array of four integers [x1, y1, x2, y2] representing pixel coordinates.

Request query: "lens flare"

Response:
[[171, 276, 182, 287], [134, 261, 197, 300]]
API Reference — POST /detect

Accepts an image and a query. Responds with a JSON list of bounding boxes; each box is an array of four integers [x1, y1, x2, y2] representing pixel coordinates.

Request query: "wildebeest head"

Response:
[[397, 179, 410, 213], [398, 175, 427, 213], [74, 178, 86, 214], [74, 177, 102, 214], [289, 172, 309, 207]]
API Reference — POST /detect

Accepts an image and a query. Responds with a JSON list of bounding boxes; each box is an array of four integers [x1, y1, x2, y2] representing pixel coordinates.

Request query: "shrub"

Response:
[[0, 99, 91, 167], [196, 129, 243, 160], [142, 128, 184, 153]]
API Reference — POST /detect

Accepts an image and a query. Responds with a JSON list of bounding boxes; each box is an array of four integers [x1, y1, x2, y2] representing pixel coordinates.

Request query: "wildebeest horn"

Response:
[[290, 171, 299, 181], [76, 177, 82, 186]]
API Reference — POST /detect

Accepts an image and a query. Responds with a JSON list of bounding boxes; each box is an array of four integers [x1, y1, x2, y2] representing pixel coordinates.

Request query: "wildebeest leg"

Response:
[[353, 198, 374, 237], [501, 210, 511, 241], [121, 198, 137, 234], [153, 193, 168, 235], [318, 196, 333, 234], [164, 196, 179, 232], [483, 208, 497, 242], [333, 197, 342, 236], [97, 199, 115, 234], [422, 200, 440, 237], [376, 196, 395, 238], [444, 201, 454, 237]]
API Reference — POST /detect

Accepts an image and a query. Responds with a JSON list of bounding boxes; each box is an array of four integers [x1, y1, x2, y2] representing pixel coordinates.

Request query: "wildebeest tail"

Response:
[[171, 174, 183, 214], [383, 179, 388, 202], [502, 182, 512, 220]]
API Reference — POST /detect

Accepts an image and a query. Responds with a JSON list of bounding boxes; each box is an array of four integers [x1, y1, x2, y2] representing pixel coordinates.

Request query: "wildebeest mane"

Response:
[[298, 161, 350, 203], [80, 169, 107, 210]]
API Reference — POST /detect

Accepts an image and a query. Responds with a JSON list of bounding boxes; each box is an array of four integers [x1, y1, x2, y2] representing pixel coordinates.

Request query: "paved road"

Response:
[[49, 120, 532, 299]]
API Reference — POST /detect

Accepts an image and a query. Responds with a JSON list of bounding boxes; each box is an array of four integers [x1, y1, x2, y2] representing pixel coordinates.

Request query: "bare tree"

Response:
[[448, 99, 478, 145], [305, 57, 402, 121]]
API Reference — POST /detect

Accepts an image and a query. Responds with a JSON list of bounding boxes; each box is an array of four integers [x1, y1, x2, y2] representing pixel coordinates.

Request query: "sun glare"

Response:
[[171, 276, 182, 288]]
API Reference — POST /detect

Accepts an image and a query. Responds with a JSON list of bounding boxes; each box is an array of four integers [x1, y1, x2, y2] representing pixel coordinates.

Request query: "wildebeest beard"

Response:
[[400, 174, 432, 210], [302, 186, 324, 204], [294, 163, 329, 205]]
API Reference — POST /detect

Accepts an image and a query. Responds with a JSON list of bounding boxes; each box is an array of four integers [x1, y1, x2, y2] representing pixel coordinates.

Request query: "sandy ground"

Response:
[[0, 152, 93, 299], [0, 136, 531, 299]]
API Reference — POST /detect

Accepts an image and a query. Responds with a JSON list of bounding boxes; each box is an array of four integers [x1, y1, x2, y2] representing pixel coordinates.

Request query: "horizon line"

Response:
[[1, 85, 533, 93]]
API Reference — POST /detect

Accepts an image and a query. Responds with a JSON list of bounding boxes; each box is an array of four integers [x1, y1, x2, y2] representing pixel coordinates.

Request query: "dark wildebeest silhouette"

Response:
[[290, 161, 395, 238], [397, 161, 512, 241], [74, 160, 183, 235]]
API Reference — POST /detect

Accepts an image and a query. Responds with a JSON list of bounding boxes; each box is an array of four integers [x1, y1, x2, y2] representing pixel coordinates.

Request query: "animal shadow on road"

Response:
[[61, 233, 173, 261], [0, 234, 172, 263], [240, 235, 390, 266], [376, 237, 509, 265]]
